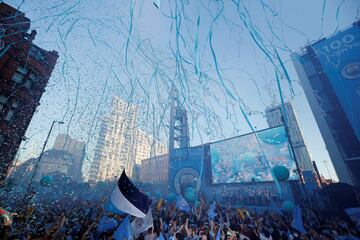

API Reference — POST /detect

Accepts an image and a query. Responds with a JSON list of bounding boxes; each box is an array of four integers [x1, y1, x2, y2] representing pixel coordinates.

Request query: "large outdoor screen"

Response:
[[210, 126, 297, 184]]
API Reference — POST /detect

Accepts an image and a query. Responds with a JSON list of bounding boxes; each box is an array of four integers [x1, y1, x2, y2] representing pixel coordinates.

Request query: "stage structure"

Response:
[[167, 86, 197, 194], [168, 86, 190, 158], [163, 87, 310, 203]]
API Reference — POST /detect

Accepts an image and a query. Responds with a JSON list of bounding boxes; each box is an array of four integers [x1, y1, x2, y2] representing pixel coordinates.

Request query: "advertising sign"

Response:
[[312, 24, 360, 141]]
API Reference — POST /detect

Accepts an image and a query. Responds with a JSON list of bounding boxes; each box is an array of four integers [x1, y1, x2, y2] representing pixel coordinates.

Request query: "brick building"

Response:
[[0, 3, 58, 184]]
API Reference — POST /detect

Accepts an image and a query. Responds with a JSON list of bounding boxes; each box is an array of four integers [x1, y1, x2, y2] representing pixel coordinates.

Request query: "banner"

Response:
[[312, 24, 360, 141]]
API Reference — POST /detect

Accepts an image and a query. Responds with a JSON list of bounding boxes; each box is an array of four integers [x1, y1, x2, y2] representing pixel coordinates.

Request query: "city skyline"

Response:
[[5, 0, 359, 182], [1, 1, 359, 237]]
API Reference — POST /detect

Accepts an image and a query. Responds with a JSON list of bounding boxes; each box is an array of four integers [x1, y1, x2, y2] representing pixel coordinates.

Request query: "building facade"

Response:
[[32, 149, 74, 181], [292, 21, 360, 185], [139, 154, 169, 184], [0, 3, 58, 184], [53, 134, 85, 182], [88, 97, 138, 182], [134, 129, 167, 165], [265, 102, 313, 172]]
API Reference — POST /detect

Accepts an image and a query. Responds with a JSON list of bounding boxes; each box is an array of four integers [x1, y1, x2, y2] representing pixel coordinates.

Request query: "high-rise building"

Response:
[[134, 130, 151, 165], [134, 129, 167, 165], [292, 21, 360, 185], [0, 3, 58, 184], [88, 97, 138, 182], [53, 134, 85, 182], [265, 102, 313, 172]]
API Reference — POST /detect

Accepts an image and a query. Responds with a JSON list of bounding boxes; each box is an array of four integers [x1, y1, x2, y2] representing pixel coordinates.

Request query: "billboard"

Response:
[[210, 126, 297, 184], [312, 23, 360, 142]]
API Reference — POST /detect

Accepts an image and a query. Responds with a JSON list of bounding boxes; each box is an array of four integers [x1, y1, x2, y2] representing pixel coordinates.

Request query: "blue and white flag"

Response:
[[113, 216, 133, 240], [176, 196, 190, 213], [97, 216, 118, 233], [111, 170, 152, 218], [291, 206, 306, 234], [208, 201, 217, 219], [131, 207, 153, 237]]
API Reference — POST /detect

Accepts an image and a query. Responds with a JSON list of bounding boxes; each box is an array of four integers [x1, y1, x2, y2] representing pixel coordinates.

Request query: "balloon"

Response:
[[282, 200, 295, 212], [185, 187, 194, 194], [155, 190, 161, 198], [273, 165, 290, 181], [185, 191, 196, 202], [40, 176, 53, 186], [167, 193, 176, 201]]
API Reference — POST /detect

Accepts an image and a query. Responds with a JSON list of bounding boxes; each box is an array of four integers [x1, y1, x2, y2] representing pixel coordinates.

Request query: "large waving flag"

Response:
[[176, 196, 190, 213], [111, 170, 152, 218], [113, 216, 133, 240], [291, 206, 306, 234]]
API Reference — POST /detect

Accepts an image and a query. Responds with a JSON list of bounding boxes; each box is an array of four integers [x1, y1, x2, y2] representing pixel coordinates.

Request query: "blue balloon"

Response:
[[185, 191, 196, 202], [167, 193, 176, 201], [155, 190, 161, 198], [40, 176, 53, 186], [185, 187, 195, 194], [282, 200, 295, 212], [273, 165, 290, 181]]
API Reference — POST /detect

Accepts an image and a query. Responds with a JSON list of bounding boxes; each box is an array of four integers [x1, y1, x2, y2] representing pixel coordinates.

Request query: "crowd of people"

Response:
[[1, 186, 359, 240], [222, 186, 281, 207]]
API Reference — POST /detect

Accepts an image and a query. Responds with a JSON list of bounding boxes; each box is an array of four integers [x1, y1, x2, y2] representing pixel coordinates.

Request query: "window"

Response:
[[12, 66, 28, 84], [5, 110, 14, 122], [17, 66, 28, 75], [24, 80, 32, 90], [12, 72, 24, 83], [29, 72, 38, 82], [29, 46, 45, 61], [12, 101, 20, 109]]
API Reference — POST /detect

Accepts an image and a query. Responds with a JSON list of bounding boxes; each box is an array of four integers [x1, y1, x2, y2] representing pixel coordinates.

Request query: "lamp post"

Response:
[[25, 120, 64, 198]]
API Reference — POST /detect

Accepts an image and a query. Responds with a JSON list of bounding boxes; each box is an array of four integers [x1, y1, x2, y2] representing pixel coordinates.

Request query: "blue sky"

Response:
[[6, 0, 360, 181]]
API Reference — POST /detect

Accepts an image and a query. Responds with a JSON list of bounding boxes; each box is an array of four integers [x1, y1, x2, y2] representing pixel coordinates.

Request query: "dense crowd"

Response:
[[223, 187, 280, 207], [1, 190, 359, 240]]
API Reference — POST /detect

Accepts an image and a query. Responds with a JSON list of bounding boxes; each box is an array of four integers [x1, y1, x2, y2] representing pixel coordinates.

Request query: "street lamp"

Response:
[[25, 120, 64, 197]]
